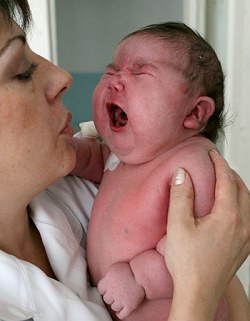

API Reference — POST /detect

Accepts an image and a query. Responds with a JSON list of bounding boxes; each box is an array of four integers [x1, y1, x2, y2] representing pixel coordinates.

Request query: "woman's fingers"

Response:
[[167, 168, 195, 231], [209, 150, 238, 214], [209, 150, 250, 262], [166, 149, 250, 289], [234, 170, 250, 224]]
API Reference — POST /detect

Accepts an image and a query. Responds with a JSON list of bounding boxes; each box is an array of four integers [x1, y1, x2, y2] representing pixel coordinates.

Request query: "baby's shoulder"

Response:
[[161, 136, 216, 176], [172, 136, 216, 161], [178, 136, 216, 152], [169, 137, 217, 216]]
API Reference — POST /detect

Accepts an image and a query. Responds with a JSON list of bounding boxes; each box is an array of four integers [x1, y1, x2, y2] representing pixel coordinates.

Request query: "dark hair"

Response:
[[0, 0, 32, 31], [124, 22, 225, 143]]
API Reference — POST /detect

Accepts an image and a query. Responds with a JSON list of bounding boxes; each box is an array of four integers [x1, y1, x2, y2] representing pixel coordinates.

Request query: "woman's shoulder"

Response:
[[31, 176, 98, 246], [47, 175, 98, 220]]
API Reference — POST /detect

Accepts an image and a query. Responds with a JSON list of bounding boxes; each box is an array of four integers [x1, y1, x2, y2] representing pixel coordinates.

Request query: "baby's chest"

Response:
[[90, 166, 171, 244]]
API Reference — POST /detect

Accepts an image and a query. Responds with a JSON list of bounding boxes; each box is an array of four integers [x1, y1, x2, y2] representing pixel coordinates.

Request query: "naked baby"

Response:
[[72, 22, 229, 321]]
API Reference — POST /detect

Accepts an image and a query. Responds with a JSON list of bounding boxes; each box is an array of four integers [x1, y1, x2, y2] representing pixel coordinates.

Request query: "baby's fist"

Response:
[[98, 262, 145, 319]]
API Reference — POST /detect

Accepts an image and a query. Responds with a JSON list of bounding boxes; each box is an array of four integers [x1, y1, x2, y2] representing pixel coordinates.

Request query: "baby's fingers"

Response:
[[97, 279, 106, 296], [116, 307, 130, 320]]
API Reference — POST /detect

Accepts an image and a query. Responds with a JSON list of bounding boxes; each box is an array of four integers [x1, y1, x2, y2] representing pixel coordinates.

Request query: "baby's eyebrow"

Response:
[[133, 62, 156, 69], [105, 62, 156, 72], [106, 63, 119, 70]]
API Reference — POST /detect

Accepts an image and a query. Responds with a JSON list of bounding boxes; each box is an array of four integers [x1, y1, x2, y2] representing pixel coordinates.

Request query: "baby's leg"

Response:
[[130, 249, 173, 300]]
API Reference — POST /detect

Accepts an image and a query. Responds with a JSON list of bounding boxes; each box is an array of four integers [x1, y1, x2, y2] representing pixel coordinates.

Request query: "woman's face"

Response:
[[0, 17, 75, 198]]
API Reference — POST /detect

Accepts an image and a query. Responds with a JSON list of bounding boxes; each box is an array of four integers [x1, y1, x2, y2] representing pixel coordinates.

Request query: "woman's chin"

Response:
[[63, 152, 77, 175], [56, 146, 77, 178]]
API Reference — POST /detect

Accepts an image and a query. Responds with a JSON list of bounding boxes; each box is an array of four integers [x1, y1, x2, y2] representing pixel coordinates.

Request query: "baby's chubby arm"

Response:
[[98, 262, 146, 320], [98, 250, 172, 320], [72, 136, 108, 182], [71, 122, 110, 182]]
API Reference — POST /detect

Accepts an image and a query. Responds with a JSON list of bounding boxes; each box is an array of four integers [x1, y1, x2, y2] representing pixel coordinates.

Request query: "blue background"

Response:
[[62, 72, 102, 132]]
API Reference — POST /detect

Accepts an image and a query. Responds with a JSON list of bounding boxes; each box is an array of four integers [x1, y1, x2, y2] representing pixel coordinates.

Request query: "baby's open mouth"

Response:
[[107, 104, 128, 128]]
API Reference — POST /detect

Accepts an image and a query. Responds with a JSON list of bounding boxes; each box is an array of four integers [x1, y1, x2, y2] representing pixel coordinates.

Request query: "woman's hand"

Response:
[[165, 150, 250, 321]]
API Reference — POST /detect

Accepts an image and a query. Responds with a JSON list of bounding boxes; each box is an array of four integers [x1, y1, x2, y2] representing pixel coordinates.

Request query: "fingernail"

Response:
[[210, 148, 220, 154], [173, 168, 185, 186]]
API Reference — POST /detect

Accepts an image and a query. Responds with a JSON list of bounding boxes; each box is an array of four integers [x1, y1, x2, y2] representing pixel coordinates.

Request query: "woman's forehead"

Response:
[[0, 16, 22, 48]]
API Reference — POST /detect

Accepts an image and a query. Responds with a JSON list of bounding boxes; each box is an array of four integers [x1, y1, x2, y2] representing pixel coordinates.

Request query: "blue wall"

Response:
[[63, 72, 103, 132]]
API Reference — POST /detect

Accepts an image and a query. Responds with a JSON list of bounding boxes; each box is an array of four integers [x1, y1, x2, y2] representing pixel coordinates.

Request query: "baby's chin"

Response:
[[114, 149, 156, 166]]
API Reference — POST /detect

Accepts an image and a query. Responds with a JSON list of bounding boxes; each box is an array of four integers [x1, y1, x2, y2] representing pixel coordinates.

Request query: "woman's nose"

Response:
[[43, 59, 73, 103], [108, 74, 125, 92]]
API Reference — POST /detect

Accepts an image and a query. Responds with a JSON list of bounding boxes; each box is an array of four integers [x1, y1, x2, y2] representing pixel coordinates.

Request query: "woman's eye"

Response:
[[13, 62, 38, 81]]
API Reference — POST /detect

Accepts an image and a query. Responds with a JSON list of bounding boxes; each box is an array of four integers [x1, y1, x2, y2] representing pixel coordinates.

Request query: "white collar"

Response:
[[0, 186, 88, 320], [104, 152, 121, 171], [29, 188, 89, 299], [0, 250, 36, 320]]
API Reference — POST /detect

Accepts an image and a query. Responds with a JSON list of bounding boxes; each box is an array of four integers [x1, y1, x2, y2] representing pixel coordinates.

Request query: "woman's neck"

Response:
[[0, 206, 31, 255], [0, 207, 57, 279]]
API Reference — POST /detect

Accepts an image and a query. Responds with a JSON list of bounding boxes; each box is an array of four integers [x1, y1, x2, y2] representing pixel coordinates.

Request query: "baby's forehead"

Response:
[[113, 34, 181, 67], [116, 33, 171, 52]]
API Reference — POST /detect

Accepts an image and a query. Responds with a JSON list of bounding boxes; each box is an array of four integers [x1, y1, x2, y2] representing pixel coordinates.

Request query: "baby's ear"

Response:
[[183, 96, 215, 131]]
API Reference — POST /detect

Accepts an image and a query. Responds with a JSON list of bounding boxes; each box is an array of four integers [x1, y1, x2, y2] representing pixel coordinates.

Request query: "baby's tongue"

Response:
[[115, 107, 128, 127]]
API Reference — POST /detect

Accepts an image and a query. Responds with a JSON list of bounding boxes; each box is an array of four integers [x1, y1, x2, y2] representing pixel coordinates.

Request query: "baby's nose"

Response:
[[109, 75, 125, 92]]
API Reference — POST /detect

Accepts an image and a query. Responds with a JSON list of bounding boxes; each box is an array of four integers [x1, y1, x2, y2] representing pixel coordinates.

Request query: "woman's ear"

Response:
[[183, 96, 215, 131]]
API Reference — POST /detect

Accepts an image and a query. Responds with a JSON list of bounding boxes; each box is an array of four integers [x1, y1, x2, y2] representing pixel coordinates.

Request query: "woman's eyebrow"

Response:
[[0, 34, 26, 56]]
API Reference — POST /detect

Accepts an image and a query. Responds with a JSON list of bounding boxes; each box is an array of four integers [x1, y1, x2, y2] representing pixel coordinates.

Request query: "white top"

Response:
[[0, 176, 112, 321]]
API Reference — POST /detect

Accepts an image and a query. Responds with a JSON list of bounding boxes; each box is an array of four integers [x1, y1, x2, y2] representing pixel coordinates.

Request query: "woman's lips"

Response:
[[61, 113, 74, 136], [62, 124, 74, 136]]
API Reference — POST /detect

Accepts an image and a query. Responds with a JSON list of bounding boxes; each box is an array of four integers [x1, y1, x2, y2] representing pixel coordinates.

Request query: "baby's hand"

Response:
[[98, 262, 145, 319]]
